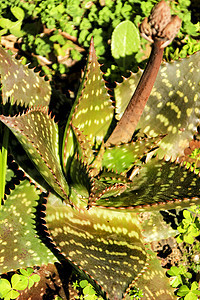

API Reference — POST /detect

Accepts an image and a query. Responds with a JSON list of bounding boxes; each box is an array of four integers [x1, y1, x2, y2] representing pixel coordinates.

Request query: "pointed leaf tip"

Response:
[[0, 46, 51, 107]]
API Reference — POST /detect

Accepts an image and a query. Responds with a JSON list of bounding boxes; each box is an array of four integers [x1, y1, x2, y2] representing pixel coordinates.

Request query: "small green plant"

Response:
[[176, 206, 200, 244], [177, 282, 200, 300], [0, 267, 40, 300], [73, 280, 104, 300], [0, 0, 199, 81], [167, 205, 200, 300], [128, 287, 144, 299], [167, 266, 200, 300]]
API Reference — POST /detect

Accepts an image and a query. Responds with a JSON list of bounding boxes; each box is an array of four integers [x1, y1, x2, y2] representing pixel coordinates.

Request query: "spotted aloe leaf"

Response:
[[128, 249, 176, 300], [102, 135, 164, 174], [115, 52, 200, 159], [69, 155, 91, 209], [63, 39, 114, 172], [0, 47, 51, 107], [44, 193, 148, 299], [0, 109, 69, 202], [138, 211, 178, 243], [95, 156, 200, 211], [0, 180, 57, 273]]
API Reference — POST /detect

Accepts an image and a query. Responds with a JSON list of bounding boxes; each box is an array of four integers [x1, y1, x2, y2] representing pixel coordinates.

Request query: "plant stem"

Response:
[[0, 127, 9, 206], [106, 39, 164, 146], [0, 104, 12, 206]]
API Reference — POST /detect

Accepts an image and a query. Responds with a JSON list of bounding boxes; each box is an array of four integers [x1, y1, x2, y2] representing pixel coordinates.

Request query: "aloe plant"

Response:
[[0, 1, 200, 299]]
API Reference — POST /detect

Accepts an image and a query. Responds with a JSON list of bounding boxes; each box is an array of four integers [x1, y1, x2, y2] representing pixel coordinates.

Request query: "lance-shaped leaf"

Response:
[[72, 125, 96, 166], [63, 39, 114, 170], [0, 180, 57, 273], [138, 211, 178, 243], [45, 193, 148, 299], [0, 109, 69, 202], [94, 156, 200, 211], [126, 249, 176, 300], [89, 171, 132, 206], [0, 46, 51, 107], [102, 135, 164, 174], [69, 155, 91, 209], [115, 52, 200, 159]]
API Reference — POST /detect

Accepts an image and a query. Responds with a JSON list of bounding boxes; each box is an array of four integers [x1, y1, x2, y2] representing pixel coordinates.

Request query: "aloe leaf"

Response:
[[0, 46, 51, 107], [0, 109, 69, 202], [128, 249, 177, 300], [115, 52, 200, 159], [69, 155, 91, 209], [72, 125, 95, 165], [102, 135, 163, 174], [95, 156, 200, 211], [45, 194, 148, 299], [139, 211, 178, 243], [63, 39, 114, 170], [0, 180, 57, 273]]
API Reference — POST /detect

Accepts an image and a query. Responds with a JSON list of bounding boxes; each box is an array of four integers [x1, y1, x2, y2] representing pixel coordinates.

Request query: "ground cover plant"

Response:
[[0, 0, 200, 299], [0, 0, 199, 83]]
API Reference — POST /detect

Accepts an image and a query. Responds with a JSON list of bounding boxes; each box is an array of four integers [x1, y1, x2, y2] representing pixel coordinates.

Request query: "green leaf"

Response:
[[184, 234, 195, 244], [95, 157, 200, 211], [102, 135, 163, 174], [114, 52, 200, 159], [0, 18, 12, 29], [183, 210, 193, 220], [0, 279, 11, 297], [80, 280, 89, 289], [29, 274, 40, 285], [45, 193, 148, 299], [11, 274, 28, 290], [170, 275, 183, 288], [19, 268, 32, 277], [139, 211, 178, 243], [6, 289, 20, 300], [69, 155, 91, 209], [185, 292, 198, 300], [167, 266, 187, 276], [131, 249, 176, 300], [191, 281, 199, 291], [63, 39, 114, 171], [0, 180, 57, 273], [11, 7, 25, 21], [111, 20, 140, 69], [0, 109, 70, 202], [0, 46, 51, 107], [177, 285, 190, 296]]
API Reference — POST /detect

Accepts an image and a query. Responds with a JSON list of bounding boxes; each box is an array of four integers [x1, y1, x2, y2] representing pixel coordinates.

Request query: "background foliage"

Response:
[[0, 0, 199, 84]]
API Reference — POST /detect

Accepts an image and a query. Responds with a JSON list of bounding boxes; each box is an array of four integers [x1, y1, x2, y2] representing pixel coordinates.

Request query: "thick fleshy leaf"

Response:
[[0, 180, 57, 273], [0, 109, 69, 202], [115, 52, 200, 159], [69, 155, 91, 209], [94, 156, 200, 211], [102, 135, 163, 174], [45, 194, 148, 299], [90, 171, 132, 206], [72, 125, 95, 165], [63, 39, 114, 169], [127, 249, 177, 300], [138, 211, 178, 243], [0, 46, 51, 107]]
